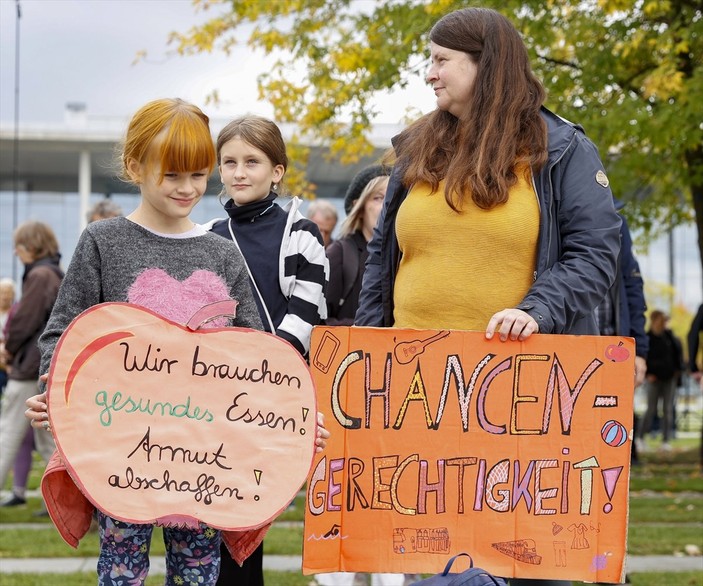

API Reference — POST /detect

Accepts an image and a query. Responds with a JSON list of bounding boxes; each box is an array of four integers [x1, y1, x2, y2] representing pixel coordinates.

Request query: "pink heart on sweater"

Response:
[[127, 268, 231, 327]]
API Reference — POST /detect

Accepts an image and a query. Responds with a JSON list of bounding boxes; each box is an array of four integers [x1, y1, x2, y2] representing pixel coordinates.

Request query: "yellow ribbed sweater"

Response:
[[393, 174, 539, 330]]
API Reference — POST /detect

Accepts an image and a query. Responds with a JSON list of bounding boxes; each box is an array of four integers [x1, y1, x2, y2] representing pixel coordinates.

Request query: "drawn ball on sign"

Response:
[[601, 420, 628, 447]]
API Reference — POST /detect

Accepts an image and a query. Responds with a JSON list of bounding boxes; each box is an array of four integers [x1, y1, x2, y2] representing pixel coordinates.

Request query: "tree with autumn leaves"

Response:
[[168, 0, 702, 270]]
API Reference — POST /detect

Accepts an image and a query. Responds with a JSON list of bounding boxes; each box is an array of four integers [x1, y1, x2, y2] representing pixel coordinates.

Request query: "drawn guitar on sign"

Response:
[[394, 330, 450, 364]]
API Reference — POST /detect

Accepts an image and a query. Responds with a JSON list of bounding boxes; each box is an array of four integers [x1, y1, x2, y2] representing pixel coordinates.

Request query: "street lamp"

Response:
[[12, 0, 21, 282]]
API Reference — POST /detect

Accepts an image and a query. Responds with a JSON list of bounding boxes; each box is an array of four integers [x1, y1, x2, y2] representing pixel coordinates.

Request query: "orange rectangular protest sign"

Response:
[[303, 327, 634, 584]]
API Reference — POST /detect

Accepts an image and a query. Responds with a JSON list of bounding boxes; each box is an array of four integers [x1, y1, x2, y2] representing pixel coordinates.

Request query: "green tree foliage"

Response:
[[168, 0, 702, 263]]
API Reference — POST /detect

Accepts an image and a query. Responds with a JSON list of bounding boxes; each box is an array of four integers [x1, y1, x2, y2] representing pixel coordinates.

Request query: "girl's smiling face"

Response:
[[127, 155, 208, 233], [218, 137, 285, 206]]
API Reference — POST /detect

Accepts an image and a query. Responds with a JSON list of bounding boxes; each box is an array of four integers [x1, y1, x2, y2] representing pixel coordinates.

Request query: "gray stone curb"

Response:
[[0, 555, 701, 575]]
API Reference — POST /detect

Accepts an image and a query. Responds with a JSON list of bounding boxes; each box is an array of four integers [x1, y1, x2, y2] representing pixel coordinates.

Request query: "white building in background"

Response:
[[0, 109, 395, 283], [0, 111, 701, 314]]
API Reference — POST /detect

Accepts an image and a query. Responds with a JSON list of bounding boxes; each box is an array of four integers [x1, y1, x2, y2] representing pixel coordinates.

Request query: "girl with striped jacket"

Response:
[[207, 115, 329, 358], [206, 115, 329, 585]]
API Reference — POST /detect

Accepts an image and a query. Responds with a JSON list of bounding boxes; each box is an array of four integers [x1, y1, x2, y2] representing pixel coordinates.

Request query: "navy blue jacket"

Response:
[[687, 304, 703, 373], [355, 108, 621, 335], [610, 212, 649, 357]]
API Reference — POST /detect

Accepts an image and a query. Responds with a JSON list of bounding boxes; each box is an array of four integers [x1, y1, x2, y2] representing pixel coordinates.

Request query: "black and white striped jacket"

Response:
[[204, 196, 329, 356]]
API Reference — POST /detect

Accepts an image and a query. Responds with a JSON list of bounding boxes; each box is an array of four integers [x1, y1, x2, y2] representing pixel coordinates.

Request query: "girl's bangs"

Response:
[[158, 117, 216, 173]]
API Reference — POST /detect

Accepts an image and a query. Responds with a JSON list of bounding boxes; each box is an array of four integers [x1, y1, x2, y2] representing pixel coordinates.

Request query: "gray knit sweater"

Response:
[[39, 217, 263, 376]]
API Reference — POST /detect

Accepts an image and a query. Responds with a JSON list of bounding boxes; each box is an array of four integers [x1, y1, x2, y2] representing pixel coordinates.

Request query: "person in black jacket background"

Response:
[[638, 309, 684, 451], [686, 304, 703, 467]]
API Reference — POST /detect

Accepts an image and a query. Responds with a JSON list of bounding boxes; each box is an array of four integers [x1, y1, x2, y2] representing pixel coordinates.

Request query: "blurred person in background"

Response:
[[325, 165, 390, 326], [594, 210, 648, 464], [638, 310, 684, 452], [86, 198, 123, 223], [307, 199, 339, 248], [0, 277, 17, 402], [686, 303, 703, 468], [0, 276, 36, 507], [688, 303, 703, 384], [0, 222, 64, 507]]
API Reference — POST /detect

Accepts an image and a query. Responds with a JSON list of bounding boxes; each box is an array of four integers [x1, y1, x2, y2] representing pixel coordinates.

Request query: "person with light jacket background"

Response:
[[0, 223, 64, 511], [205, 114, 329, 585], [355, 8, 621, 586]]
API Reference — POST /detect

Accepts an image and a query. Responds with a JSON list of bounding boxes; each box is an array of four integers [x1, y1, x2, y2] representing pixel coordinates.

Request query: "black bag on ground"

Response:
[[411, 553, 507, 585]]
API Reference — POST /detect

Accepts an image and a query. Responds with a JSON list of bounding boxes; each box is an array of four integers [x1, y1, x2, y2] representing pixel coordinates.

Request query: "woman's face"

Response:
[[426, 41, 478, 118], [362, 177, 388, 236], [13, 243, 34, 265]]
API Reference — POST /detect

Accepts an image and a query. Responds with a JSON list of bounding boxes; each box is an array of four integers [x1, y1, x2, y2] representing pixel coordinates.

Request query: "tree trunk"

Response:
[[686, 146, 703, 292]]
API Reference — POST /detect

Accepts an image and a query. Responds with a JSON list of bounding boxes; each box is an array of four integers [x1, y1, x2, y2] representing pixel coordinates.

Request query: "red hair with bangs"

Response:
[[119, 98, 215, 185]]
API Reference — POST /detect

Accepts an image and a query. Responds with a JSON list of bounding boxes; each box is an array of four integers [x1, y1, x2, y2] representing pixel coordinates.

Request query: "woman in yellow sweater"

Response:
[[355, 8, 621, 586]]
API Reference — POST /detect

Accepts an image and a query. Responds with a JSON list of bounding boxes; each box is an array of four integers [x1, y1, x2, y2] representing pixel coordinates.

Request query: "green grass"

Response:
[[629, 442, 703, 493], [628, 496, 703, 523], [0, 498, 53, 523], [626, 572, 703, 586], [264, 524, 304, 556], [629, 468, 703, 492], [1, 442, 701, 582], [0, 522, 305, 558], [277, 494, 306, 522], [627, 523, 703, 555], [0, 570, 311, 585], [0, 525, 166, 558]]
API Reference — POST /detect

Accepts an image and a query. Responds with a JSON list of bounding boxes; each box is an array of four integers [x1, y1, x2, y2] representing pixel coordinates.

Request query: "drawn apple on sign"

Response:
[[605, 341, 630, 363], [47, 301, 317, 531]]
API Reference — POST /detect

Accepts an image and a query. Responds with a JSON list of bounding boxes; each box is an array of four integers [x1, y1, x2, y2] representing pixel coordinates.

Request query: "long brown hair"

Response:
[[398, 8, 547, 211]]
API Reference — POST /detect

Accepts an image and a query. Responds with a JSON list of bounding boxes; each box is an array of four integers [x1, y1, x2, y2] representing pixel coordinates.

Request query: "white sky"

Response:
[[0, 0, 432, 124], [0, 0, 700, 313]]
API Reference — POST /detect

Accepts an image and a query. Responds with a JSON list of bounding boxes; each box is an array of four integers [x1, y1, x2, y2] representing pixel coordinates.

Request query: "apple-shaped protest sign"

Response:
[[47, 301, 317, 531]]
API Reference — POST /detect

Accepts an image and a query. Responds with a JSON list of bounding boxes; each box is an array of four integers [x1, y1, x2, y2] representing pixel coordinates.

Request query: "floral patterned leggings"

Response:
[[97, 511, 222, 585]]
